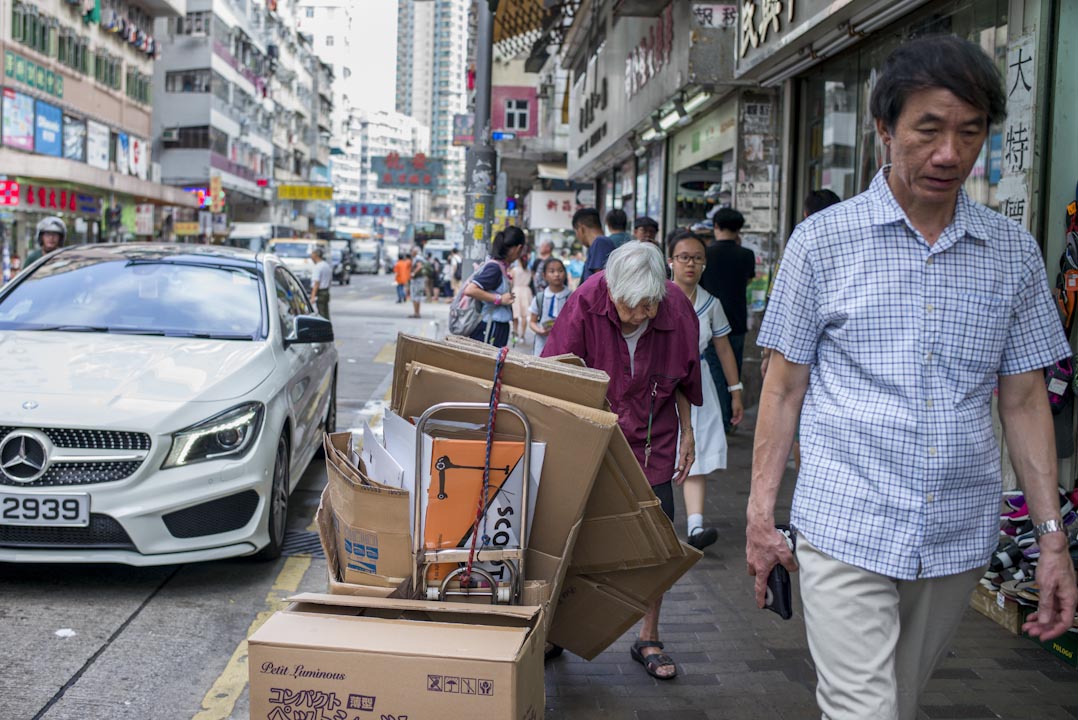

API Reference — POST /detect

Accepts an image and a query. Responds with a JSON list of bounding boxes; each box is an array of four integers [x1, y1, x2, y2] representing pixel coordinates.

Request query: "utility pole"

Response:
[[462, 0, 498, 267]]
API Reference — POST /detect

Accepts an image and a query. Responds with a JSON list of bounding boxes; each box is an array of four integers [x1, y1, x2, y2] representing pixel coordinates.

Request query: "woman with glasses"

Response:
[[542, 241, 702, 680], [668, 229, 743, 551]]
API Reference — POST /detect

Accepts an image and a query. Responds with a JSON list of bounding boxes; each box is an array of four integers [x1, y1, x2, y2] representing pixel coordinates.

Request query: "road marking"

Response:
[[191, 555, 312, 720], [368, 294, 385, 301], [373, 341, 396, 364]]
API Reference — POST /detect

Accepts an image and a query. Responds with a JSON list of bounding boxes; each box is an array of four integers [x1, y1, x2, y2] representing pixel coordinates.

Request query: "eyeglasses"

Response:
[[672, 254, 705, 265]]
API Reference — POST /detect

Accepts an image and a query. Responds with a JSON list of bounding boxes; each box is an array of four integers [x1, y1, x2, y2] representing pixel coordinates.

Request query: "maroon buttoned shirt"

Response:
[[541, 272, 702, 486]]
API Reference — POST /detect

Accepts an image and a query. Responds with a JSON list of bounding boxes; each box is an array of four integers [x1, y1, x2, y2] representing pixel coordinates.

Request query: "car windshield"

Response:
[[358, 252, 376, 260], [0, 253, 263, 339], [330, 240, 349, 251], [331, 250, 342, 262], [269, 242, 313, 258]]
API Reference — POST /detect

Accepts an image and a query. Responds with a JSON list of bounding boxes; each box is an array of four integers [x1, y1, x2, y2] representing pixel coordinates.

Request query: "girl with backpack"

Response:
[[462, 227, 525, 347], [528, 257, 571, 356]]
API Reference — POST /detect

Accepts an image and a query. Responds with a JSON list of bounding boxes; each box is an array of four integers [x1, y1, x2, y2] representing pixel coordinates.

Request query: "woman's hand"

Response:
[[674, 429, 695, 485], [500, 291, 515, 305]]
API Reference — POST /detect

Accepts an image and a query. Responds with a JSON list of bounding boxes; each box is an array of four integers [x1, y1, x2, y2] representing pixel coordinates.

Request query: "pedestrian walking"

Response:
[[567, 250, 584, 289], [426, 253, 442, 302], [408, 248, 427, 318], [633, 216, 659, 245], [448, 249, 463, 294], [393, 253, 411, 303], [699, 208, 755, 433], [543, 241, 702, 680], [510, 254, 533, 345], [463, 226, 525, 347], [528, 257, 571, 356], [529, 240, 554, 294], [573, 208, 614, 283], [605, 208, 631, 249], [308, 246, 332, 319], [747, 35, 1076, 720], [667, 230, 743, 550]]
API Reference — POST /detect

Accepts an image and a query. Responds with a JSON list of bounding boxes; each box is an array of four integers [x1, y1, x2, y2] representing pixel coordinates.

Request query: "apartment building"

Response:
[[0, 0, 195, 258]]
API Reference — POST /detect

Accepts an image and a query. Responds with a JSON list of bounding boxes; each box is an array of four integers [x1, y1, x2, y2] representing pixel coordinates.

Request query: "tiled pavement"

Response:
[[543, 411, 1078, 720]]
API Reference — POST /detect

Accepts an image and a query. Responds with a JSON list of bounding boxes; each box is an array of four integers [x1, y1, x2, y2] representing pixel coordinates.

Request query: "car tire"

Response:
[[253, 433, 290, 561]]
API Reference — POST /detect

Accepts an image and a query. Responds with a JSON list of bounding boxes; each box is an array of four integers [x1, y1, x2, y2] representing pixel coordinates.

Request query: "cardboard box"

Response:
[[249, 593, 545, 720], [323, 432, 413, 586], [969, 584, 1022, 635], [316, 485, 409, 598], [1019, 604, 1078, 668], [549, 549, 701, 660]]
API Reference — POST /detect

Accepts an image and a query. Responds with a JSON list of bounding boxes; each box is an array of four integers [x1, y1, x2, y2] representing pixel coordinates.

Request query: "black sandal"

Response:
[[630, 640, 677, 680]]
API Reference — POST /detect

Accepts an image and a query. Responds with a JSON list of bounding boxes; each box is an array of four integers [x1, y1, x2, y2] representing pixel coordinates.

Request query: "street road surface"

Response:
[[0, 271, 450, 720]]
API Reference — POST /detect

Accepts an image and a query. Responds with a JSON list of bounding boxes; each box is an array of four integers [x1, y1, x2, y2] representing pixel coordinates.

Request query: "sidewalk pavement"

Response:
[[543, 410, 1078, 720]]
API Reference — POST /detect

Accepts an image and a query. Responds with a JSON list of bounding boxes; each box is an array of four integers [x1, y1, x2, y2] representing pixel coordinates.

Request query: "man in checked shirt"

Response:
[[747, 35, 1077, 719]]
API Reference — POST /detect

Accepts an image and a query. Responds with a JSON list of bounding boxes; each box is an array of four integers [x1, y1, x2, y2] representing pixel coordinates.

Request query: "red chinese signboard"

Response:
[[372, 153, 443, 190], [0, 180, 101, 214]]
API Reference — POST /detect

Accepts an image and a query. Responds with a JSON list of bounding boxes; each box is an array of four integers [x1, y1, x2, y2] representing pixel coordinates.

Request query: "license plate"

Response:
[[0, 492, 89, 527]]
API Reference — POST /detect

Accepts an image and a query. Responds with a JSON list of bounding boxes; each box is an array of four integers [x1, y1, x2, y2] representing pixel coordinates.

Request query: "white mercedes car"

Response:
[[0, 244, 337, 565]]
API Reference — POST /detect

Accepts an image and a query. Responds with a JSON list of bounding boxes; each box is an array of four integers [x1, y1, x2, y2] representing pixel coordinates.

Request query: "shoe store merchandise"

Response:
[[975, 485, 1078, 665], [246, 335, 703, 719]]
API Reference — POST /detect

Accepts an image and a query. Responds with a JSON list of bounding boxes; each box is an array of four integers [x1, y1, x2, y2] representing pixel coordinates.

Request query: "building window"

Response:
[[93, 50, 122, 90], [305, 7, 314, 16], [174, 11, 210, 35], [505, 99, 529, 131], [326, 36, 334, 46], [165, 69, 211, 93], [164, 126, 210, 149], [126, 67, 152, 104]]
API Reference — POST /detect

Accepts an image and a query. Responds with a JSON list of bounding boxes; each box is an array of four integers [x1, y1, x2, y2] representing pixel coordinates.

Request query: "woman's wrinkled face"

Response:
[[612, 296, 659, 327]]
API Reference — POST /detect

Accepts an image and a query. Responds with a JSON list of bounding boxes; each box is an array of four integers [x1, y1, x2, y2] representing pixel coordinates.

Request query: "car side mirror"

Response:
[[288, 314, 333, 345]]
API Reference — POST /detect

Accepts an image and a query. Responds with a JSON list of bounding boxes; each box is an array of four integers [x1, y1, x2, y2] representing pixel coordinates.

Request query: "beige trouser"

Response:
[[797, 534, 984, 720]]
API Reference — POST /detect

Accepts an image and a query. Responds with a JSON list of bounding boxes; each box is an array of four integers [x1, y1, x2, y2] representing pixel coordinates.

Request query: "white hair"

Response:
[[604, 241, 667, 308]]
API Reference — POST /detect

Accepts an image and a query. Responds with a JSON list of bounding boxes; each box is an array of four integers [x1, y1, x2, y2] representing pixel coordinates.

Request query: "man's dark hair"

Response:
[[572, 207, 602, 231], [605, 208, 628, 232], [870, 35, 1006, 131], [491, 225, 526, 260], [713, 208, 745, 233], [804, 189, 842, 217]]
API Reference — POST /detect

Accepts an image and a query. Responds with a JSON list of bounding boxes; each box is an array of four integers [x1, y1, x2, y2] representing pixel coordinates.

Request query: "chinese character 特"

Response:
[[1009, 48, 1032, 97], [1005, 122, 1030, 173]]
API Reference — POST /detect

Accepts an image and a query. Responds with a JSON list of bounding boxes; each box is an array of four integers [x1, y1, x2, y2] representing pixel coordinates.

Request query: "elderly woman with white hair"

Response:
[[542, 241, 702, 680]]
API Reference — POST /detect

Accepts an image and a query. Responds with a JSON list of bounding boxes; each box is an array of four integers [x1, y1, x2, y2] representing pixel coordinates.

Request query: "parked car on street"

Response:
[[0, 244, 338, 564], [265, 238, 330, 290]]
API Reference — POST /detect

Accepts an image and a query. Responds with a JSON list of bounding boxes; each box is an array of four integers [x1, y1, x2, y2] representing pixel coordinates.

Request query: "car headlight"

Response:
[[162, 402, 265, 468]]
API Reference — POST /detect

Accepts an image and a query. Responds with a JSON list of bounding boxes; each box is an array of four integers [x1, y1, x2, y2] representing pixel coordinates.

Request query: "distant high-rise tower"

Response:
[[396, 0, 467, 223]]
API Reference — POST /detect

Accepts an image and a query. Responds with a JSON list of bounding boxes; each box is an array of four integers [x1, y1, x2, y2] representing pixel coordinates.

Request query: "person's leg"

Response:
[[317, 292, 330, 320], [682, 475, 717, 549], [797, 533, 901, 720], [632, 481, 676, 678], [894, 566, 984, 720]]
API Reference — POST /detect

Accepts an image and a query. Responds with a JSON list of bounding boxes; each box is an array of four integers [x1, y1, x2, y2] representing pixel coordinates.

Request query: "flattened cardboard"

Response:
[[249, 593, 544, 720], [323, 432, 413, 585], [394, 332, 610, 411], [549, 547, 702, 660]]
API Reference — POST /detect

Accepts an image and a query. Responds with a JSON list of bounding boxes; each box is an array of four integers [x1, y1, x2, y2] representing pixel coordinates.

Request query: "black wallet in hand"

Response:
[[764, 524, 795, 620]]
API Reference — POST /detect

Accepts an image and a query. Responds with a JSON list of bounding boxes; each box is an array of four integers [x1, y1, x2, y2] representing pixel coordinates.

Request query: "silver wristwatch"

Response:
[[1033, 518, 1066, 540]]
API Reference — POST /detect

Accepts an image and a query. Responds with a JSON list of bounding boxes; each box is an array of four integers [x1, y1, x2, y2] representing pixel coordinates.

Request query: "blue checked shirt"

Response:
[[760, 168, 1070, 580]]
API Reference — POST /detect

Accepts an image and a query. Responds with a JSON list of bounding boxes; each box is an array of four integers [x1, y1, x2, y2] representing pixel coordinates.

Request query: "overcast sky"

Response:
[[349, 0, 398, 113]]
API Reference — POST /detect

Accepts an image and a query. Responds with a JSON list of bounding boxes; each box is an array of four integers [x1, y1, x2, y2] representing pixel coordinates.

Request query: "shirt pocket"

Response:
[[940, 291, 1009, 379]]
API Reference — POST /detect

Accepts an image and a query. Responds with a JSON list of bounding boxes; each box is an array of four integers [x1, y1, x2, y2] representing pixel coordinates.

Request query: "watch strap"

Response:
[[1033, 518, 1066, 540], [727, 382, 744, 392]]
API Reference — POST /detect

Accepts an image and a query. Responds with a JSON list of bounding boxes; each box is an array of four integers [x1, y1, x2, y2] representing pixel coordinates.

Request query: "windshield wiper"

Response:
[[30, 324, 111, 332], [164, 331, 255, 340]]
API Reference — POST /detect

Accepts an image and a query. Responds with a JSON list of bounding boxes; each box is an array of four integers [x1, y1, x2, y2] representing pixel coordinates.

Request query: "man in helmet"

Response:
[[25, 216, 66, 265]]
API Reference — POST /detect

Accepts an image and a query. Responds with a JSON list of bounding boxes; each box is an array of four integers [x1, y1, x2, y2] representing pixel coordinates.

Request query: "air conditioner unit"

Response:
[[162, 127, 180, 142]]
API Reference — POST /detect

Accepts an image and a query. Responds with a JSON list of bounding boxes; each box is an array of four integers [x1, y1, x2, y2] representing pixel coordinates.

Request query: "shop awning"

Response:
[[493, 0, 579, 61], [536, 163, 568, 180], [0, 150, 198, 208]]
